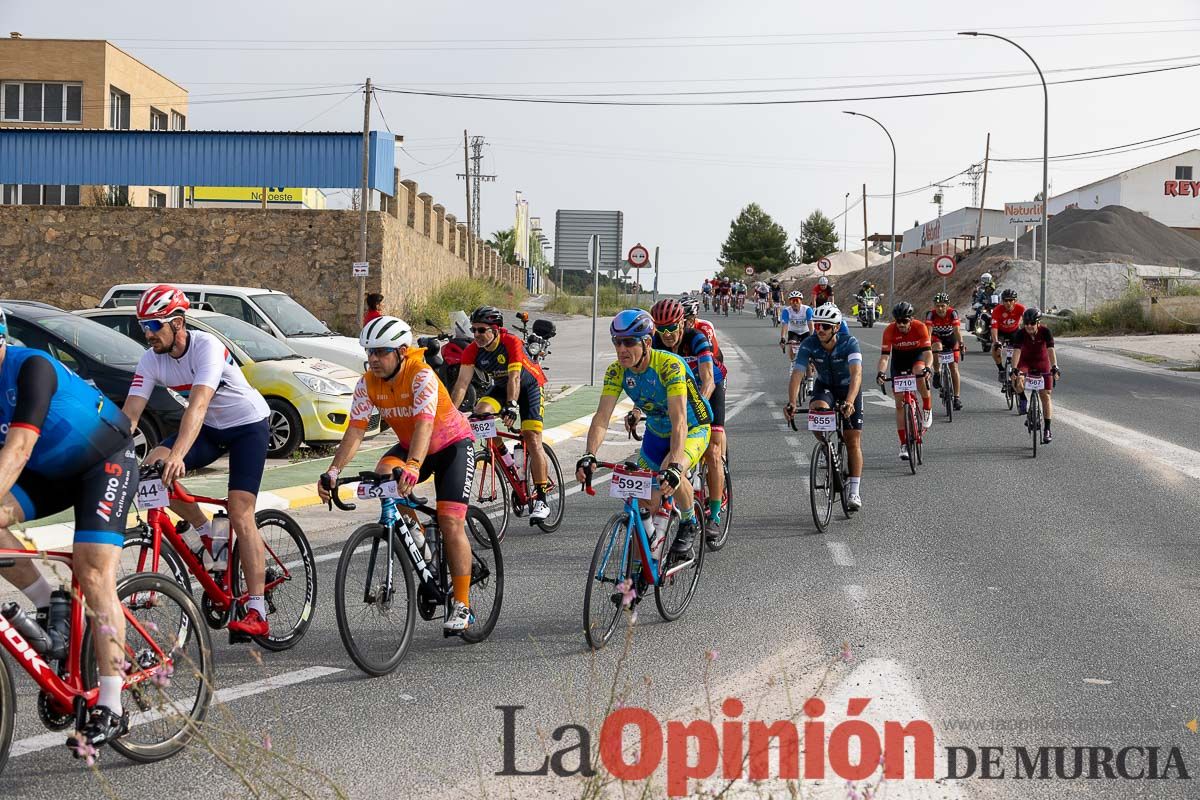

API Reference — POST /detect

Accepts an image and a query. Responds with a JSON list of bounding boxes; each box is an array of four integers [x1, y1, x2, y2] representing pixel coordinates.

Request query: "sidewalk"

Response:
[[1058, 332, 1200, 371]]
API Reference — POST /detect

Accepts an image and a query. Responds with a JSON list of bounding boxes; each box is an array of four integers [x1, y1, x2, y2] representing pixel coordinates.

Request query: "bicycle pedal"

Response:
[[227, 628, 252, 645]]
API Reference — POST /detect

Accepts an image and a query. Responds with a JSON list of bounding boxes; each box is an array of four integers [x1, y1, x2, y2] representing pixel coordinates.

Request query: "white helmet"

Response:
[[980, 272, 993, 283], [788, 290, 804, 300], [817, 276, 829, 286], [812, 304, 843, 326], [359, 316, 413, 350]]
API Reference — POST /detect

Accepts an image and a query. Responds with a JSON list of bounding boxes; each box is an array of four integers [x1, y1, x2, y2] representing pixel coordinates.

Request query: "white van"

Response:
[[100, 283, 366, 372]]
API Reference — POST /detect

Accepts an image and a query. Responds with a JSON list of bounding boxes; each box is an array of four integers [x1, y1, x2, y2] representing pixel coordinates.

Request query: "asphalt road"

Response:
[[7, 310, 1200, 799]]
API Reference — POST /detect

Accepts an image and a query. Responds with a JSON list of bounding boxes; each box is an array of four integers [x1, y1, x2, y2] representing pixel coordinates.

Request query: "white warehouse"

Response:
[[899, 207, 1012, 254]]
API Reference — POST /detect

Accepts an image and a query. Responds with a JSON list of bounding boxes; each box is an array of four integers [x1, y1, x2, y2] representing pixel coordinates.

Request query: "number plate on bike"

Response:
[[788, 344, 801, 360], [938, 352, 955, 364], [609, 468, 653, 500], [892, 375, 917, 393], [1025, 375, 1045, 390], [135, 478, 169, 510], [807, 411, 837, 432], [1002, 346, 1014, 360], [470, 417, 497, 440], [356, 480, 402, 500]]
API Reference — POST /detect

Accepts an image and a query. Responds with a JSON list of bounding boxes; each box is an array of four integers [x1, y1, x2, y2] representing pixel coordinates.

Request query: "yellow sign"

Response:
[[191, 186, 306, 204]]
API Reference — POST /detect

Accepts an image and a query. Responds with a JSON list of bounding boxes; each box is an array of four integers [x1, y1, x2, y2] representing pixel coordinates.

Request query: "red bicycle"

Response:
[[467, 413, 565, 542], [119, 464, 317, 650], [883, 370, 926, 473], [0, 546, 213, 774]]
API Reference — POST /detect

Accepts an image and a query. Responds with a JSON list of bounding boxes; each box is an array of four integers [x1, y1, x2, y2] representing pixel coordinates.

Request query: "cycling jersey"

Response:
[[780, 305, 813, 338], [791, 331, 863, 388], [715, 281, 732, 296], [755, 285, 769, 298], [130, 329, 268, 429], [925, 308, 961, 340], [350, 347, 472, 454], [652, 329, 725, 385], [769, 286, 783, 302], [690, 319, 723, 363], [601, 349, 712, 438], [991, 303, 1027, 335], [702, 282, 713, 294], [812, 286, 835, 306], [880, 320, 932, 354], [461, 329, 546, 387], [1012, 325, 1055, 374]]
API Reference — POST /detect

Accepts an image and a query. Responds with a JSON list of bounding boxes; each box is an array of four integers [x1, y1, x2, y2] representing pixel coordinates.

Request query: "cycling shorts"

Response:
[[637, 425, 711, 473], [163, 418, 269, 495], [932, 334, 961, 362], [708, 383, 726, 430], [479, 382, 545, 433], [994, 330, 1020, 348], [889, 350, 928, 378], [786, 330, 810, 344], [11, 438, 137, 547], [379, 438, 475, 519], [809, 383, 863, 431]]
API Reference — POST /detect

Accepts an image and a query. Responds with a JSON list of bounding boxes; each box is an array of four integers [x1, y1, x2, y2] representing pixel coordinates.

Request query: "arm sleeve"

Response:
[[189, 333, 226, 390], [11, 355, 57, 433], [1043, 328, 1055, 348], [410, 366, 438, 420], [347, 378, 376, 430], [780, 309, 790, 324], [917, 322, 932, 348], [128, 350, 157, 400], [806, 307, 814, 322], [600, 362, 625, 398], [880, 326, 893, 354], [691, 332, 714, 366]]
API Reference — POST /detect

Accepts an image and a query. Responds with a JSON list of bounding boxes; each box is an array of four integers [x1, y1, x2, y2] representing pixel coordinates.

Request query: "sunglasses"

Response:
[[657, 323, 681, 334], [140, 319, 170, 333], [366, 347, 398, 358], [612, 337, 643, 348], [815, 323, 836, 331], [470, 326, 492, 335]]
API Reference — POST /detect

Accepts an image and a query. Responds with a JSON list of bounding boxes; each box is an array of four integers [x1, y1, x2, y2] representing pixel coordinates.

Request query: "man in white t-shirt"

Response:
[[121, 285, 273, 639]]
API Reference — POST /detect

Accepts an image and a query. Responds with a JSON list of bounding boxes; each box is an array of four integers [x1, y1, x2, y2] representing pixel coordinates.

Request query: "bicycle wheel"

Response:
[[118, 530, 193, 595], [705, 456, 733, 552], [1004, 366, 1015, 410], [904, 404, 918, 474], [655, 511, 705, 621], [532, 443, 566, 533], [334, 523, 417, 676], [836, 437, 852, 519], [1030, 393, 1042, 458], [583, 512, 633, 650], [90, 572, 214, 764], [942, 366, 953, 421], [470, 447, 509, 544], [229, 509, 317, 652], [460, 507, 504, 644], [809, 440, 834, 532], [0, 652, 12, 776]]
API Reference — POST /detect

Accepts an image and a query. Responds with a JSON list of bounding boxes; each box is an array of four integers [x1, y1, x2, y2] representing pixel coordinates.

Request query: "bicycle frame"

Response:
[[585, 465, 686, 589], [476, 428, 532, 508]]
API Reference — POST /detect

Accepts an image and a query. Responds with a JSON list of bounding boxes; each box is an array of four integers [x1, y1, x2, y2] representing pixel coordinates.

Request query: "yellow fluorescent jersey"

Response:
[[601, 349, 712, 437]]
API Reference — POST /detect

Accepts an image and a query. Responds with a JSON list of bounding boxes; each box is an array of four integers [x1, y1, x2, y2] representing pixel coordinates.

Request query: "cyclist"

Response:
[[782, 304, 864, 510], [926, 292, 965, 411], [812, 275, 835, 307], [1010, 307, 1061, 444], [451, 306, 551, 521], [876, 302, 933, 460], [681, 297, 723, 366], [649, 299, 727, 533], [990, 288, 1026, 382], [715, 277, 733, 314], [753, 280, 770, 316], [768, 278, 784, 322], [701, 278, 713, 311], [122, 285, 272, 639], [0, 307, 137, 750], [318, 316, 478, 630], [576, 310, 712, 560], [779, 290, 813, 357], [734, 279, 748, 311]]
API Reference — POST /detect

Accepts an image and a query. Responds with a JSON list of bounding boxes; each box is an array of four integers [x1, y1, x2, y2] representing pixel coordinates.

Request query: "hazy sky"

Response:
[[9, 1, 1200, 292]]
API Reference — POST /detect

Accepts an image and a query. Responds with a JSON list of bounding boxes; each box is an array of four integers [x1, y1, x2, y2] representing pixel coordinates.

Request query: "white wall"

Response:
[[1048, 150, 1200, 228]]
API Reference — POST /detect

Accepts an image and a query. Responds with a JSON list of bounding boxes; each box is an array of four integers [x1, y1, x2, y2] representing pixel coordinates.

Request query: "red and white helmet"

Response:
[[136, 284, 189, 320]]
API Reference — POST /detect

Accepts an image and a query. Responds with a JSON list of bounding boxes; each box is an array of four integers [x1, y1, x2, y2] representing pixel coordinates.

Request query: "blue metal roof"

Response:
[[0, 129, 395, 194]]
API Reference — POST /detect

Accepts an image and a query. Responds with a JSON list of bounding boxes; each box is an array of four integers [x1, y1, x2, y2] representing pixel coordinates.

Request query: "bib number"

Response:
[[892, 375, 917, 393], [788, 343, 800, 360], [1002, 346, 1014, 360], [470, 417, 497, 440], [135, 478, 169, 510], [609, 467, 653, 500], [1024, 375, 1045, 391], [807, 411, 837, 432], [991, 294, 1000, 305], [938, 352, 955, 365], [357, 480, 402, 500]]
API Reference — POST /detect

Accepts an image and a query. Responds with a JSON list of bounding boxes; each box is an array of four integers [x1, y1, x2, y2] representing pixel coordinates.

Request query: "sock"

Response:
[[23, 575, 52, 609], [1020, 391, 1027, 401], [98, 675, 123, 714], [535, 483, 549, 501], [452, 574, 471, 607], [707, 497, 722, 517], [1044, 418, 1051, 431], [847, 477, 861, 493], [247, 595, 266, 617], [684, 505, 698, 525], [921, 397, 932, 412], [898, 428, 907, 445]]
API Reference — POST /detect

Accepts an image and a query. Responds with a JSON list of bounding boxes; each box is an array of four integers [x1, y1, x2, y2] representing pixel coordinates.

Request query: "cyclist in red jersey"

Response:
[[1010, 307, 1061, 444], [682, 297, 722, 365], [875, 302, 933, 461], [990, 288, 1026, 380], [812, 276, 835, 307], [925, 292, 965, 411]]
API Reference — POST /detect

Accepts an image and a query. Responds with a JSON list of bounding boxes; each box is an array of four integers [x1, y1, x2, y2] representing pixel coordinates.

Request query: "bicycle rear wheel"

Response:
[[655, 512, 705, 621], [334, 523, 416, 676], [583, 512, 633, 650], [230, 509, 317, 652], [0, 649, 12, 776], [470, 448, 510, 544], [904, 404, 918, 474], [532, 443, 566, 533], [704, 456, 733, 552], [96, 572, 214, 764], [809, 441, 834, 532], [460, 507, 504, 643]]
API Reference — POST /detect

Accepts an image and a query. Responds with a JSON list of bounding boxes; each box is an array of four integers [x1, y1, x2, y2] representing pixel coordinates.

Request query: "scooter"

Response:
[[421, 317, 493, 410]]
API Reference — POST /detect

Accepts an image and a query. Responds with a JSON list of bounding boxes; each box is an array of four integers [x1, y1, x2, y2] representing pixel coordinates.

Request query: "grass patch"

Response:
[[543, 286, 651, 317], [407, 278, 527, 331], [1050, 288, 1198, 336]]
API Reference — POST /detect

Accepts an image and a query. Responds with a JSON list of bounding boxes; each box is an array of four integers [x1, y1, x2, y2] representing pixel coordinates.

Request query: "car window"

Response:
[[5, 318, 50, 349], [252, 293, 330, 336], [198, 315, 297, 362], [36, 315, 144, 368], [87, 314, 140, 343], [48, 342, 85, 375], [204, 294, 257, 324]]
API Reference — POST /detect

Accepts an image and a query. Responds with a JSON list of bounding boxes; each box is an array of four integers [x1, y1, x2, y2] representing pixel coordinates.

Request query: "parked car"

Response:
[[0, 300, 185, 459], [77, 307, 378, 459], [98, 283, 366, 372]]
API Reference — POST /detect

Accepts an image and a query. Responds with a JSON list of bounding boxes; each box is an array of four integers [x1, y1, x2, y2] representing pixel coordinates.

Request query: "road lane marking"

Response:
[[770, 410, 784, 420], [785, 436, 801, 448], [826, 541, 855, 566], [725, 390, 765, 422]]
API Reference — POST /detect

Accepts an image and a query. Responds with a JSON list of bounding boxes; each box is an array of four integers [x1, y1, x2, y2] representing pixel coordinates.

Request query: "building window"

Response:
[[109, 86, 130, 129], [148, 190, 167, 208], [107, 185, 129, 206], [0, 81, 83, 123], [170, 110, 186, 130], [1176, 166, 1193, 181], [150, 107, 168, 130], [1, 184, 81, 206]]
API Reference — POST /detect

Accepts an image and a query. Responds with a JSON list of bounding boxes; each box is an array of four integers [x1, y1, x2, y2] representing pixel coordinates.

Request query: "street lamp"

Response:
[[844, 111, 896, 301], [960, 31, 1049, 310], [843, 192, 850, 253]]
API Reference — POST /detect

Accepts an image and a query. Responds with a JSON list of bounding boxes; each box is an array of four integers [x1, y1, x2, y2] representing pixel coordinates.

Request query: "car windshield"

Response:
[[252, 294, 331, 336], [200, 315, 300, 362], [38, 315, 144, 368]]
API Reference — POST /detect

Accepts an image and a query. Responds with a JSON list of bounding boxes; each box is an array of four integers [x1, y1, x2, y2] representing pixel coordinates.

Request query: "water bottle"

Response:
[[1, 603, 52, 655], [210, 512, 230, 571], [46, 589, 71, 660], [650, 507, 672, 554], [410, 522, 433, 563], [499, 442, 517, 473], [177, 520, 210, 566]]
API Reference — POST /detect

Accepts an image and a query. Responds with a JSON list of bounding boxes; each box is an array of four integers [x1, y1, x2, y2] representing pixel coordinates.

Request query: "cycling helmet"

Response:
[[812, 304, 843, 326], [817, 276, 829, 286], [1022, 307, 1042, 325], [1001, 288, 1018, 301], [980, 273, 993, 283], [680, 297, 700, 317], [933, 292, 950, 304], [788, 290, 804, 300], [136, 284, 190, 320], [892, 301, 915, 321], [650, 298, 684, 326], [360, 315, 413, 350], [861, 281, 870, 288], [470, 305, 504, 328], [610, 309, 654, 340]]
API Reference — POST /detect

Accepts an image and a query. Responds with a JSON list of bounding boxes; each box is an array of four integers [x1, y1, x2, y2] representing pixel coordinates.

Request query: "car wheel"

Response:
[[266, 399, 303, 459], [133, 417, 160, 461]]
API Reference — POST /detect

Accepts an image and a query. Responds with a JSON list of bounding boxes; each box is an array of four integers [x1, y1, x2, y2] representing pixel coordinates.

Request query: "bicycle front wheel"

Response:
[[0, 648, 12, 776], [334, 523, 416, 677], [230, 509, 317, 652], [532, 443, 566, 533], [1030, 393, 1042, 458], [904, 404, 918, 474], [470, 448, 509, 544], [942, 366, 954, 421], [809, 441, 834, 532], [460, 508, 504, 644], [655, 513, 705, 621], [583, 512, 632, 650]]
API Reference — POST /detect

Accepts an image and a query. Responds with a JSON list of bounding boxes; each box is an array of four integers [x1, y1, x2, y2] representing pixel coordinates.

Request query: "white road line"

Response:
[[785, 436, 801, 448], [725, 390, 765, 423], [826, 541, 855, 566], [11, 666, 345, 759], [770, 410, 784, 420], [792, 451, 807, 467], [842, 583, 866, 609]]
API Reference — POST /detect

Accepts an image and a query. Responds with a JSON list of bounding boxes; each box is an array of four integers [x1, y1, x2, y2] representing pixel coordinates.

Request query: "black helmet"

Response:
[[892, 301, 915, 321], [470, 306, 504, 327], [1022, 307, 1042, 325], [1001, 288, 1018, 301]]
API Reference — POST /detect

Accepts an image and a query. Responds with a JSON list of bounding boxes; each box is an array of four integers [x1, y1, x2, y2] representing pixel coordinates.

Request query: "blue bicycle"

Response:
[[581, 461, 706, 650]]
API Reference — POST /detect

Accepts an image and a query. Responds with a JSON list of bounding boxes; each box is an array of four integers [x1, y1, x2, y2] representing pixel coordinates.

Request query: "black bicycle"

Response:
[[998, 343, 1017, 411], [324, 471, 503, 676], [791, 406, 853, 532], [935, 349, 955, 422], [1021, 371, 1051, 458]]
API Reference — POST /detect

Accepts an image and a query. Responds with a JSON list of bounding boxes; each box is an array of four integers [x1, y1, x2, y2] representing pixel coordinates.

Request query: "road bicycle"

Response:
[[755, 297, 766, 319], [998, 343, 1017, 411], [790, 406, 853, 532], [1022, 371, 1049, 458], [581, 462, 706, 650], [702, 293, 711, 312], [882, 372, 924, 474], [719, 294, 730, 316], [468, 413, 565, 542], [0, 546, 213, 774], [118, 464, 316, 650], [785, 341, 815, 407], [935, 349, 956, 422], [325, 471, 502, 676], [692, 453, 732, 551]]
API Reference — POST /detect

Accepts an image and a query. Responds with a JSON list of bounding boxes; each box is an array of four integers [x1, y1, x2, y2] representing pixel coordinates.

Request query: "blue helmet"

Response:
[[610, 309, 654, 340]]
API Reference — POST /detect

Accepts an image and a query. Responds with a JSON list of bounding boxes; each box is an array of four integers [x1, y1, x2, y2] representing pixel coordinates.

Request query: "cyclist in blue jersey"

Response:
[[782, 304, 865, 510], [0, 307, 138, 750], [576, 310, 712, 559]]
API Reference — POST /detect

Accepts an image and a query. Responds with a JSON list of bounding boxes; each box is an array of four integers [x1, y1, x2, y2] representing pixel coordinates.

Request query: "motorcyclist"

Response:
[[967, 272, 999, 332], [853, 281, 881, 321]]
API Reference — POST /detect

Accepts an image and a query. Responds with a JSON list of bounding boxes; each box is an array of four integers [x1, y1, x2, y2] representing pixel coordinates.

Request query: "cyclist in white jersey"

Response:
[[779, 290, 814, 357], [120, 285, 274, 639]]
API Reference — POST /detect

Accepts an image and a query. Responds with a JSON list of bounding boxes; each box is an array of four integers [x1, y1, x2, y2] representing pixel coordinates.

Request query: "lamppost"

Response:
[[843, 192, 850, 253], [960, 31, 1049, 310], [844, 111, 896, 301]]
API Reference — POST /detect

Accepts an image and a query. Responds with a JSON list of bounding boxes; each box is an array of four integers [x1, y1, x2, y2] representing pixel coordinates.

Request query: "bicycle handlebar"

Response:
[[582, 460, 657, 496], [320, 468, 408, 512]]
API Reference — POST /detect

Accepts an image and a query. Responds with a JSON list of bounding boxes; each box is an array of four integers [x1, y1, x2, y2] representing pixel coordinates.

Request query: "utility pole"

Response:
[[357, 78, 371, 328], [975, 133, 991, 252], [961, 163, 983, 207], [652, 246, 660, 304], [457, 134, 497, 265], [931, 182, 950, 256], [843, 192, 850, 252], [462, 129, 472, 277], [861, 184, 868, 273]]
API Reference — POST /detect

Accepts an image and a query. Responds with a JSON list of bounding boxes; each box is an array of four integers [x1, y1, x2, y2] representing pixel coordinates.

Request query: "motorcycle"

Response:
[[970, 301, 996, 352], [421, 316, 493, 411], [513, 311, 556, 366], [855, 295, 881, 328]]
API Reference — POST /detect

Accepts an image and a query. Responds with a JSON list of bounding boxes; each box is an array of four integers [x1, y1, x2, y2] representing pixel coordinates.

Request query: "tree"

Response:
[[719, 203, 794, 276], [487, 228, 518, 265], [797, 210, 839, 264]]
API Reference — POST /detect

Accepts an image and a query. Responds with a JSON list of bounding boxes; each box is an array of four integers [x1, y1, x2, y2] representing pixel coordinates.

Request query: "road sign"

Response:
[[352, 261, 369, 277], [933, 255, 956, 276], [628, 243, 650, 269], [817, 258, 832, 272], [744, 265, 755, 276], [1004, 202, 1043, 226], [621, 261, 632, 275]]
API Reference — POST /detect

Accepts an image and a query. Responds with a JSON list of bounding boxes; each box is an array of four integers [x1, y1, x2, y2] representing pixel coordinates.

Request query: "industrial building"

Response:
[[899, 206, 1012, 254]]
